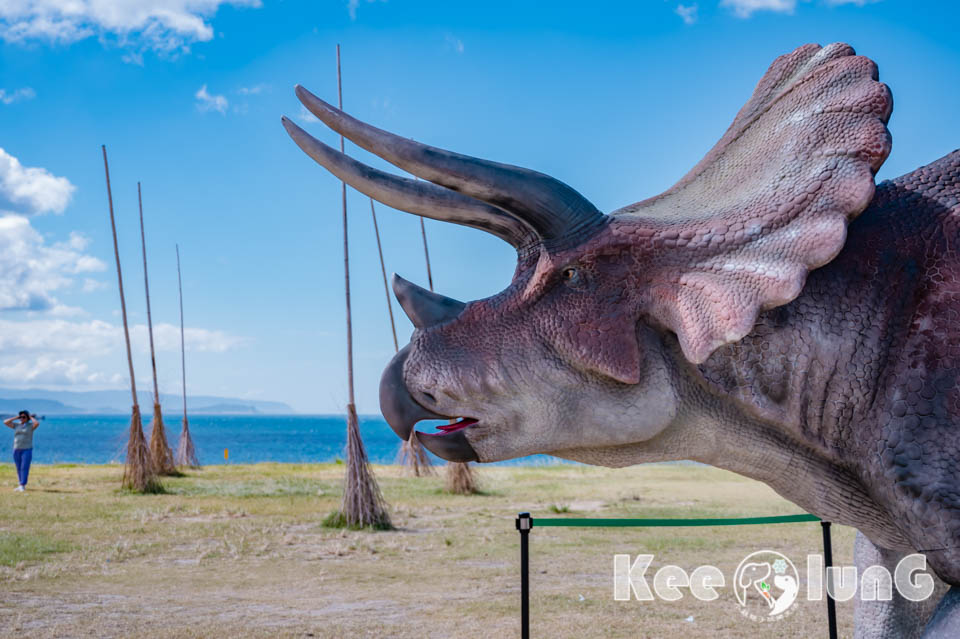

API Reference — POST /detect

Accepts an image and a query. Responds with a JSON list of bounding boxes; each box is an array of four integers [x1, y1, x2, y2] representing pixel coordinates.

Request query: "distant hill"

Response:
[[0, 388, 294, 415], [191, 404, 262, 414], [0, 398, 85, 416]]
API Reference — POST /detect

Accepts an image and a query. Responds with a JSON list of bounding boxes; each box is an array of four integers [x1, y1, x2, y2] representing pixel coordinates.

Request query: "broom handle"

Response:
[[137, 183, 161, 403], [370, 199, 398, 352], [337, 44, 356, 407], [420, 217, 434, 292], [176, 245, 188, 421], [102, 146, 139, 409]]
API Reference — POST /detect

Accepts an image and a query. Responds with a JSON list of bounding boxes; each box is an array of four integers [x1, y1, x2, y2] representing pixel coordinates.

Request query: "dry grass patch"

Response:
[[0, 462, 856, 638]]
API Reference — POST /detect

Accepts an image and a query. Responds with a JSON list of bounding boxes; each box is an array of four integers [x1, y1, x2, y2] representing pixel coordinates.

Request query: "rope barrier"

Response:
[[533, 513, 820, 527], [516, 512, 836, 639]]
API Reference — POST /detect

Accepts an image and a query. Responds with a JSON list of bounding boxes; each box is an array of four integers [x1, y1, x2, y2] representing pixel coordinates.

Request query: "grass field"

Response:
[[0, 462, 856, 638]]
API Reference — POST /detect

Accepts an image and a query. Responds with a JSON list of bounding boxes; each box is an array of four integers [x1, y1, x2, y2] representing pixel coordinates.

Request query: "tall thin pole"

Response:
[[419, 217, 434, 292], [103, 146, 156, 492], [176, 245, 188, 424], [822, 521, 838, 639], [370, 198, 398, 352], [139, 182, 175, 475], [337, 44, 356, 408], [517, 513, 531, 639], [137, 183, 160, 403], [103, 147, 138, 408], [333, 44, 390, 528], [174, 244, 198, 469]]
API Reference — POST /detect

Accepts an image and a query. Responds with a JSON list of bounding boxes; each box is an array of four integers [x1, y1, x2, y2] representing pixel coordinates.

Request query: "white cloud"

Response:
[[0, 147, 75, 216], [81, 278, 106, 292], [237, 83, 267, 95], [121, 51, 144, 66], [0, 0, 262, 57], [721, 0, 875, 17], [195, 84, 227, 114], [0, 319, 116, 355], [0, 355, 106, 386], [675, 3, 698, 24], [0, 318, 244, 355], [721, 0, 796, 17], [132, 322, 246, 353], [0, 319, 242, 387], [370, 96, 392, 112], [0, 216, 105, 312], [444, 33, 464, 54], [297, 105, 319, 124], [0, 87, 36, 104], [0, 317, 245, 386], [346, 0, 386, 21]]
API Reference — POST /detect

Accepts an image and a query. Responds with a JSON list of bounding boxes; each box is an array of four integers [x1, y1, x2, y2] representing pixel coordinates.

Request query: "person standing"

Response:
[[4, 410, 38, 491]]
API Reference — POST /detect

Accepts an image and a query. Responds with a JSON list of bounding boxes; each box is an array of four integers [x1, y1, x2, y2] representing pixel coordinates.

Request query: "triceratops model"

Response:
[[283, 43, 960, 637]]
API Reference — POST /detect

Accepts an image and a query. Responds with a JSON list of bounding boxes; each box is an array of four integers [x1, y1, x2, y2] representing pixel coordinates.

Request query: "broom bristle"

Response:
[[397, 431, 434, 477], [148, 402, 177, 475], [175, 418, 200, 468], [338, 403, 391, 529], [123, 404, 161, 493], [444, 461, 478, 495]]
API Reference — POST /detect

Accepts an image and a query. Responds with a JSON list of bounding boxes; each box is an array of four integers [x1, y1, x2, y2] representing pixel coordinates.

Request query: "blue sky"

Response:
[[0, 0, 958, 413]]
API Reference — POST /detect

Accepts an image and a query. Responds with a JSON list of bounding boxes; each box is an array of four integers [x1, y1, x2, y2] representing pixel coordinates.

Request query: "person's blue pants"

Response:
[[13, 448, 32, 486]]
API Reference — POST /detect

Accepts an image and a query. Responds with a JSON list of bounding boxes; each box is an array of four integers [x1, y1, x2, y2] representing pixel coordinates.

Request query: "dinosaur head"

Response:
[[283, 42, 891, 463]]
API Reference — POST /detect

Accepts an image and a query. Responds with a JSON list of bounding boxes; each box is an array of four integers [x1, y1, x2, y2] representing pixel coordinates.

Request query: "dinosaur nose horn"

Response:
[[379, 345, 446, 441], [392, 274, 466, 329]]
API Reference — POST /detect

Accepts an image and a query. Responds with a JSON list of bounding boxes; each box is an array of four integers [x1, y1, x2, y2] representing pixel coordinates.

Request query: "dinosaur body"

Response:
[[699, 151, 960, 577]]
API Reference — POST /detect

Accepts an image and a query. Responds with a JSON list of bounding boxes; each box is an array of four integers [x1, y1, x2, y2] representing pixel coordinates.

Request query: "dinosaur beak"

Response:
[[378, 344, 479, 463]]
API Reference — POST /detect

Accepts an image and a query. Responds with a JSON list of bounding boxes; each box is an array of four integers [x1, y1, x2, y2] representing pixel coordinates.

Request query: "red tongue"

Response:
[[437, 418, 477, 433]]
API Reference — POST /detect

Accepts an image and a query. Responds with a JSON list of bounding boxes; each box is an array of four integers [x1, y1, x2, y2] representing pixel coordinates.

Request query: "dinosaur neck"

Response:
[[689, 409, 909, 550], [555, 387, 909, 550]]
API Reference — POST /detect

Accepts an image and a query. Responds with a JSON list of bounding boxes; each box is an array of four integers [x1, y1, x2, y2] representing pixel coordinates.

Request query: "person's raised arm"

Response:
[[3, 417, 15, 429], [30, 415, 39, 430]]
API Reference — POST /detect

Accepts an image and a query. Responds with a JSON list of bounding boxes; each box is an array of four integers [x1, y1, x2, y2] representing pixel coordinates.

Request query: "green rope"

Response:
[[532, 514, 820, 527]]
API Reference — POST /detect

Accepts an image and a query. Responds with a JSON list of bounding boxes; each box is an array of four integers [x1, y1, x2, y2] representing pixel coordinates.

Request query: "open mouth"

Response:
[[433, 417, 478, 434], [379, 345, 480, 463]]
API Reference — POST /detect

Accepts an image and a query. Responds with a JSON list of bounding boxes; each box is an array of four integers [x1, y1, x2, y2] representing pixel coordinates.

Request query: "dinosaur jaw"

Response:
[[416, 426, 479, 463]]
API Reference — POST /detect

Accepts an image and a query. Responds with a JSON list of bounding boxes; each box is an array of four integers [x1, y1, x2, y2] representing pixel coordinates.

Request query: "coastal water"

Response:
[[9, 414, 566, 466]]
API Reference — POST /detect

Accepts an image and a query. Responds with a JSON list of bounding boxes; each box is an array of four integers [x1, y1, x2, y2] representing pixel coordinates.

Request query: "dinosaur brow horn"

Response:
[[295, 85, 606, 243], [281, 117, 536, 249]]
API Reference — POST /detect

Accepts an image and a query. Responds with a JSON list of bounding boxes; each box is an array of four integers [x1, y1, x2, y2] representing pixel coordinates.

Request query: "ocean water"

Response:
[[6, 414, 567, 466]]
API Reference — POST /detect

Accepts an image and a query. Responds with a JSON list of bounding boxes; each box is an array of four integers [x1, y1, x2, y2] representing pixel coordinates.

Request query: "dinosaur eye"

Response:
[[560, 266, 583, 287]]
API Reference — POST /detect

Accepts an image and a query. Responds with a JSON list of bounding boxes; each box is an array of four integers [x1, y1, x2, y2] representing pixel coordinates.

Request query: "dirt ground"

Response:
[[0, 462, 857, 638]]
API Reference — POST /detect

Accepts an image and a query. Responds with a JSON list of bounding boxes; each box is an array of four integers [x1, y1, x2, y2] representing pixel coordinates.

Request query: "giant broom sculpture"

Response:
[[323, 45, 391, 529], [174, 244, 200, 468], [102, 147, 160, 493], [138, 183, 176, 475]]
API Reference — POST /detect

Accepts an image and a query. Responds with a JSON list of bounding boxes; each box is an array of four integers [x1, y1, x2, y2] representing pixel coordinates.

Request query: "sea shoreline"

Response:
[[2, 413, 574, 466]]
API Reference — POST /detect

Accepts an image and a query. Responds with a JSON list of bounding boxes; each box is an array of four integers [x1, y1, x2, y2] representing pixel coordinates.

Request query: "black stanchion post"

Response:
[[517, 512, 531, 639], [821, 521, 838, 639]]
